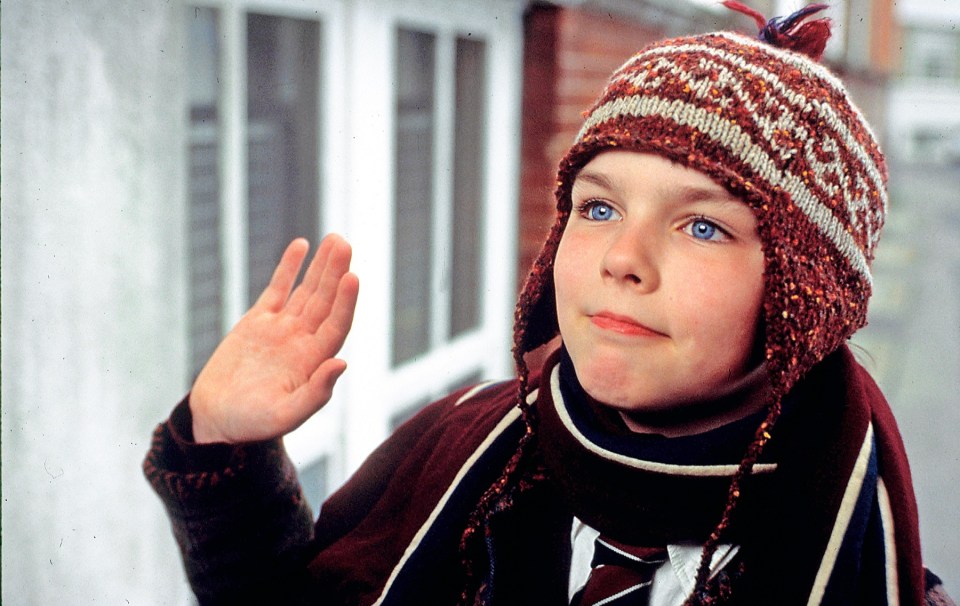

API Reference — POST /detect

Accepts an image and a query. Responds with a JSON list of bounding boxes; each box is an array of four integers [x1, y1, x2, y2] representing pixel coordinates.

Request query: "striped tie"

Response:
[[572, 536, 668, 606]]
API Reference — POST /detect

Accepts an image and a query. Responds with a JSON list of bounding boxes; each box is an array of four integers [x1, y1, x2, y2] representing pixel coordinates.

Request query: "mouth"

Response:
[[589, 312, 666, 337]]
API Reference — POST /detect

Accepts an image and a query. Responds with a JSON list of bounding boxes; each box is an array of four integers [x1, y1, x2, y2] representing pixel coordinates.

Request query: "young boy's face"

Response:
[[555, 151, 765, 429]]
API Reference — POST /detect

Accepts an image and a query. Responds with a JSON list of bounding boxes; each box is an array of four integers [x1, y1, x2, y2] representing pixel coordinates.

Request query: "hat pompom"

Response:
[[722, 1, 832, 61]]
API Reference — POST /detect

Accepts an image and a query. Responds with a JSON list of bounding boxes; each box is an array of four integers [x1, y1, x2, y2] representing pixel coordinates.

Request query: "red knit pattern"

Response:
[[505, 23, 887, 606], [519, 29, 886, 411]]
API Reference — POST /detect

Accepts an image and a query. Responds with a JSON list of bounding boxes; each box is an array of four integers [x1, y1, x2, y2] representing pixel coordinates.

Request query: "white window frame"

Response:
[[185, 0, 350, 479], [336, 0, 523, 478], [184, 0, 523, 496]]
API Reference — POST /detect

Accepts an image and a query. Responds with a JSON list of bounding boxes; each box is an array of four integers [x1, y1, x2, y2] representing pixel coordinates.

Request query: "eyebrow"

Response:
[[669, 184, 742, 206], [573, 170, 617, 191], [574, 169, 743, 208]]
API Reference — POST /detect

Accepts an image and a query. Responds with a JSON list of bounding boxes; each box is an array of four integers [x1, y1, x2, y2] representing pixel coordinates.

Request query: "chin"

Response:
[[578, 365, 713, 413], [577, 369, 662, 411]]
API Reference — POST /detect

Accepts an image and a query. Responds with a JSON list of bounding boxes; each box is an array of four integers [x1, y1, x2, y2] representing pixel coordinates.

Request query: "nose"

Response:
[[601, 224, 659, 292]]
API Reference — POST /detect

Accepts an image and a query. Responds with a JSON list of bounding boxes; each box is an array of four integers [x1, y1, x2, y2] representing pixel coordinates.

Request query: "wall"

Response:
[[2, 1, 193, 603], [1, 0, 526, 602], [518, 4, 665, 294]]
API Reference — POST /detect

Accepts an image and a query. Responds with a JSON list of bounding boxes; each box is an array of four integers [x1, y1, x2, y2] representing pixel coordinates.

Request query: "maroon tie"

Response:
[[572, 536, 668, 606]]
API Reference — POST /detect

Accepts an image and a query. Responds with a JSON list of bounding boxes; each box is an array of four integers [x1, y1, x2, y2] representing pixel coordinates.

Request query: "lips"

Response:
[[590, 312, 666, 337]]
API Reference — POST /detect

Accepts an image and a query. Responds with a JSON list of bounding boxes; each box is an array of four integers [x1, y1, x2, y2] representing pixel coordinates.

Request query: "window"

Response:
[[298, 456, 329, 514], [391, 28, 489, 366], [393, 29, 437, 365], [184, 7, 322, 378], [903, 28, 960, 81], [450, 37, 487, 338], [182, 0, 522, 499], [186, 7, 225, 380], [246, 14, 321, 304]]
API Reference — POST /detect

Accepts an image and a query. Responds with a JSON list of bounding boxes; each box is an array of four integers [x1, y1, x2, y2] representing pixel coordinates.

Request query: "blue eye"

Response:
[[689, 218, 721, 240], [583, 201, 618, 221]]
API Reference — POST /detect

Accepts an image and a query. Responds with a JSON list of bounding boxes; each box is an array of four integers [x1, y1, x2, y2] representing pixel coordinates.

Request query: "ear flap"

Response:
[[516, 274, 558, 355], [513, 222, 563, 358]]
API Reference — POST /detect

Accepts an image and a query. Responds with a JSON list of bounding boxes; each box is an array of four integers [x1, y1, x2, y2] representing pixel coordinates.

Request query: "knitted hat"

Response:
[[513, 3, 887, 404], [460, 6, 890, 603]]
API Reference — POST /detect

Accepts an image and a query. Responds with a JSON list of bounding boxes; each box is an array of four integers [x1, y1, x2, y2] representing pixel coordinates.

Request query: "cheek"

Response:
[[553, 233, 583, 305], [674, 256, 765, 355], [719, 266, 765, 362]]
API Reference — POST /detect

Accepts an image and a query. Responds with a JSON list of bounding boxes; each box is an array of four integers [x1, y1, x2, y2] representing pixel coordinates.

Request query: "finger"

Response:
[[286, 358, 348, 422], [300, 236, 353, 329], [254, 238, 310, 312], [312, 271, 359, 358], [286, 234, 336, 316]]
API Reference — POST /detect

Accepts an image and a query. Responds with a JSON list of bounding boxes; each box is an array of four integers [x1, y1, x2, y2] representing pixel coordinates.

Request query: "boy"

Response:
[[145, 4, 952, 605]]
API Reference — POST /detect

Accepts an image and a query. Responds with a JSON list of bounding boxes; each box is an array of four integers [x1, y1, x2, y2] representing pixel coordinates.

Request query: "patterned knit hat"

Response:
[[514, 3, 888, 404], [460, 7, 890, 602]]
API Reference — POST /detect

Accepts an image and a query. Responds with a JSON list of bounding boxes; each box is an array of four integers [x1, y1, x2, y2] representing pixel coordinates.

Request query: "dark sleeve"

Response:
[[142, 397, 315, 605]]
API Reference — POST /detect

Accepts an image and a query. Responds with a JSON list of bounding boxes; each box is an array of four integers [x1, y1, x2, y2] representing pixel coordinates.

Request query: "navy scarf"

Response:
[[535, 346, 925, 605]]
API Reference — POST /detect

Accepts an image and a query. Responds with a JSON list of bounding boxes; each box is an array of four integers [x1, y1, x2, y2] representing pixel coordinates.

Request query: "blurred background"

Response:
[[2, 0, 957, 602]]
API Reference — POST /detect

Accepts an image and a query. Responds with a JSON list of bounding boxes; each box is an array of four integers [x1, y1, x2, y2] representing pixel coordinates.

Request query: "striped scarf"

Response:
[[536, 345, 924, 604]]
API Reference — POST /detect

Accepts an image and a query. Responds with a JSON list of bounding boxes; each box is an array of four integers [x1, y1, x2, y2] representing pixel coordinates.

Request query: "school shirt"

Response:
[[569, 518, 739, 605]]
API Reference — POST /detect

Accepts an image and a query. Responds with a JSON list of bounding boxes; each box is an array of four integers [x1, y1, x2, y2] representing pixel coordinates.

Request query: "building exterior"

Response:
[[886, 0, 960, 162], [2, 0, 524, 602], [2, 0, 921, 603]]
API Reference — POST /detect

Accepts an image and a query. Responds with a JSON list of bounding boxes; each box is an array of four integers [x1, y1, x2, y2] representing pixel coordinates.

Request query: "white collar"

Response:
[[569, 517, 739, 604]]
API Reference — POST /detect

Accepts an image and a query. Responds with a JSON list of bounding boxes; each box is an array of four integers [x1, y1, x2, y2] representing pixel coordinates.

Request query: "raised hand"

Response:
[[189, 234, 360, 444]]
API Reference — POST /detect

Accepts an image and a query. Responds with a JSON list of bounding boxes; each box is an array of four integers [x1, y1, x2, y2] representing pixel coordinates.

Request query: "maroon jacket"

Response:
[[145, 377, 536, 605], [145, 347, 945, 606]]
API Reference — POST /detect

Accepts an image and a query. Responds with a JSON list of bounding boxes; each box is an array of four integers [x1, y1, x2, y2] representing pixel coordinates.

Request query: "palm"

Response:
[[190, 235, 359, 444]]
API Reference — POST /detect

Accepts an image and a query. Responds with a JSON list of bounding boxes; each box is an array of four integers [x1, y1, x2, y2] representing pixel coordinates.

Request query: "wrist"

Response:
[[188, 394, 230, 444]]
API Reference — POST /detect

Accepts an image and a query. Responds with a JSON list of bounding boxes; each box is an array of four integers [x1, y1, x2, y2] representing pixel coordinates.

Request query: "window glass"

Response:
[[450, 36, 487, 338], [246, 14, 321, 304], [186, 7, 224, 380], [904, 28, 960, 80], [392, 28, 436, 365], [186, 9, 323, 376]]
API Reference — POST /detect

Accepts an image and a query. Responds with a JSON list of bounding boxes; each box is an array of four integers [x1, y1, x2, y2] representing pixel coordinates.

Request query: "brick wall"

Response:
[[518, 4, 561, 291], [518, 5, 664, 290], [516, 4, 665, 369], [518, 5, 664, 293], [870, 0, 898, 73]]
